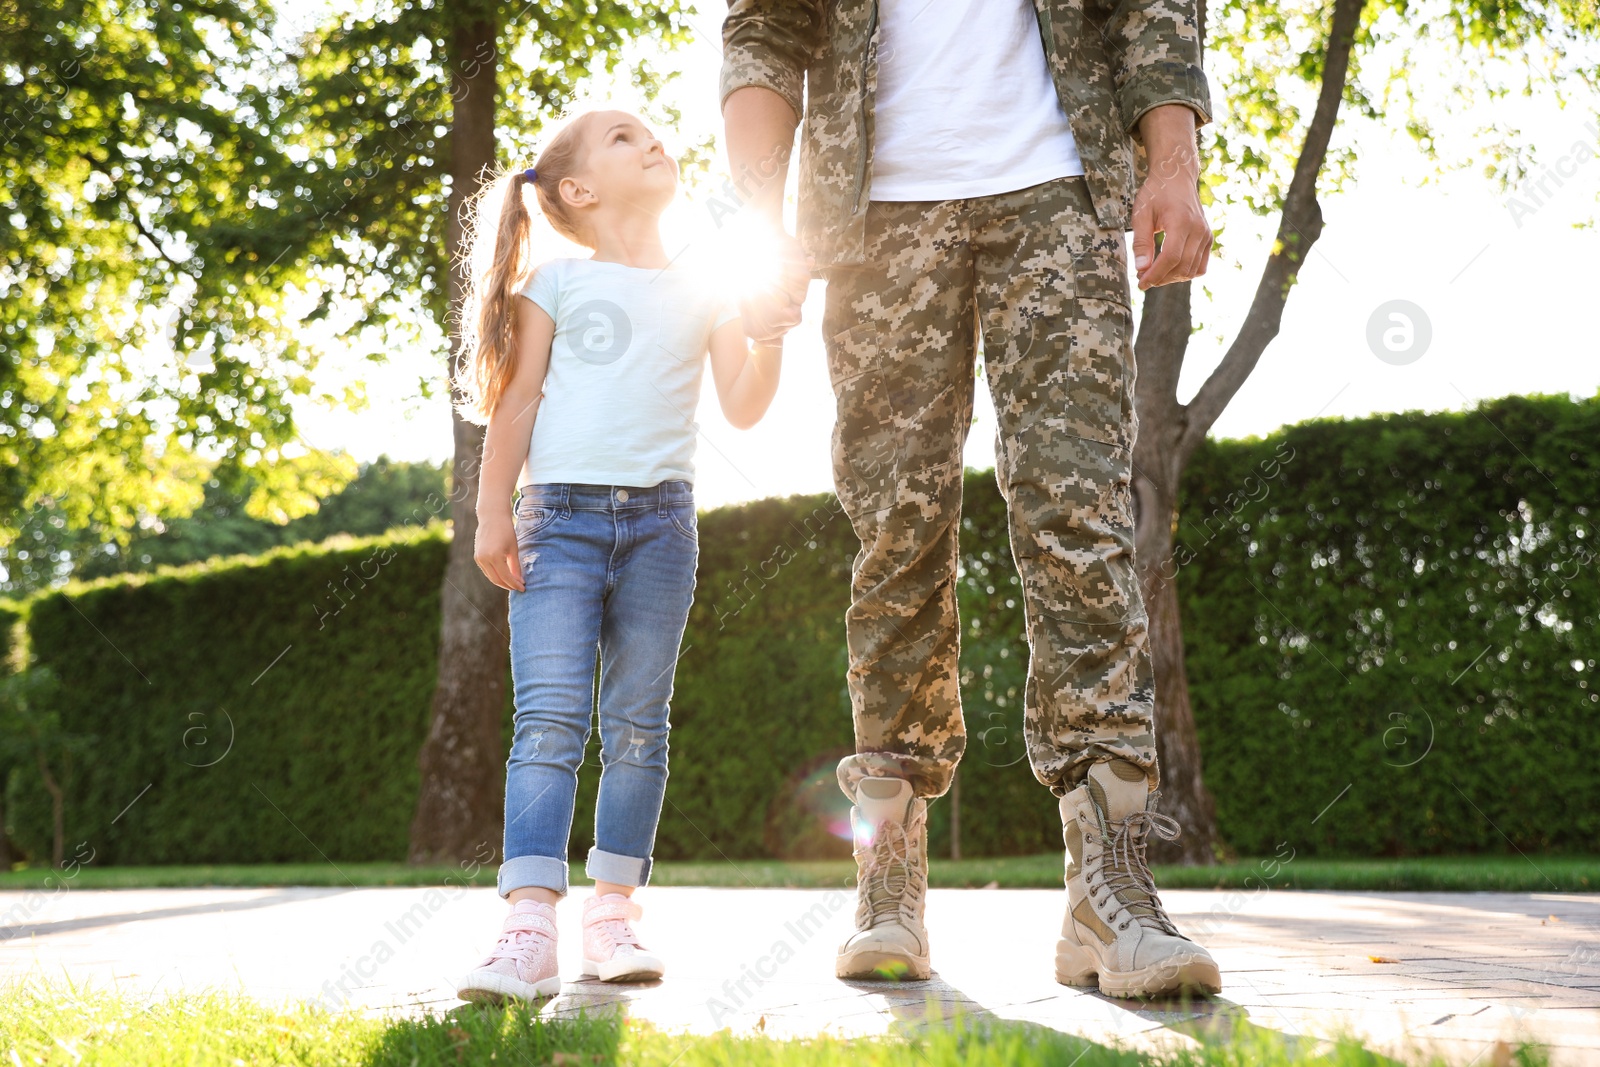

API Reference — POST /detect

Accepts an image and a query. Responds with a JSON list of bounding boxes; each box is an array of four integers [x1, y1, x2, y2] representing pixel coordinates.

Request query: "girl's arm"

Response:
[[474, 296, 555, 593], [707, 319, 782, 430]]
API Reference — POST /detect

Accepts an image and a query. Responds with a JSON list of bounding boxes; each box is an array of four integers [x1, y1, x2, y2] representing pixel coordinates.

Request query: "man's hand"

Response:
[[1130, 104, 1211, 291], [741, 229, 813, 343]]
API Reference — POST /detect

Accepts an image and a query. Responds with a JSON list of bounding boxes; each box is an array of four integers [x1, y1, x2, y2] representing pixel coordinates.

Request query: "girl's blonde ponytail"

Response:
[[452, 114, 594, 426], [454, 171, 534, 425]]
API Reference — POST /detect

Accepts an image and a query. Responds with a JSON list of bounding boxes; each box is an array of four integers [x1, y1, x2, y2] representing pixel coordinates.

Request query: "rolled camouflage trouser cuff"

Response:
[[837, 751, 950, 801], [837, 744, 1155, 803], [1051, 743, 1158, 796], [823, 175, 1159, 805]]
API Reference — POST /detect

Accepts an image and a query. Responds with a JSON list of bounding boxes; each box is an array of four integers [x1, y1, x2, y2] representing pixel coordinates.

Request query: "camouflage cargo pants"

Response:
[[824, 176, 1158, 802]]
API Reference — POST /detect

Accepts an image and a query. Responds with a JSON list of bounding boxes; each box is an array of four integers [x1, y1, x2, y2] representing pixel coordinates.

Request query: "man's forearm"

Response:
[[723, 85, 799, 225], [1137, 103, 1201, 184]]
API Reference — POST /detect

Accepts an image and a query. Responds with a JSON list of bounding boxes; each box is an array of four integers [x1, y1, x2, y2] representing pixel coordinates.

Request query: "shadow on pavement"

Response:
[[0, 889, 320, 942], [846, 970, 1323, 1062], [535, 975, 664, 1021]]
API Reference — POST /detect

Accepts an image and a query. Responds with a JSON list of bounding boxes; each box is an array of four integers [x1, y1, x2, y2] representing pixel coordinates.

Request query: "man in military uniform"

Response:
[[721, 0, 1221, 996]]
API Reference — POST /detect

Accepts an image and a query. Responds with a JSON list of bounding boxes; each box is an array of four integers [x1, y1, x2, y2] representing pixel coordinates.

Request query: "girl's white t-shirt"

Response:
[[517, 258, 739, 489]]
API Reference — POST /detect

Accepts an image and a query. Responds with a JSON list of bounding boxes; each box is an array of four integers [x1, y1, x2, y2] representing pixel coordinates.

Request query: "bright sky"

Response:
[[290, 5, 1600, 512]]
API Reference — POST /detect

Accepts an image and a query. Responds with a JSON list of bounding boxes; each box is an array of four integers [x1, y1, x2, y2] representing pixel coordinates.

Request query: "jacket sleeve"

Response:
[[718, 0, 826, 123], [1089, 0, 1215, 133]]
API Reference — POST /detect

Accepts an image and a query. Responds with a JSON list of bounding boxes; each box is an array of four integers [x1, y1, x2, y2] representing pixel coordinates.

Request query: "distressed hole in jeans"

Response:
[[514, 722, 545, 760]]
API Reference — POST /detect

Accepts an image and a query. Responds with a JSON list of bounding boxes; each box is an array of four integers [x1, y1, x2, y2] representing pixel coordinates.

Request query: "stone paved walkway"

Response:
[[3, 886, 1598, 1064]]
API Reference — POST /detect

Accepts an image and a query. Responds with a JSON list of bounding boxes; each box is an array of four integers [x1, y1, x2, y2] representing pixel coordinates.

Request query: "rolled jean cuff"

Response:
[[586, 847, 651, 888], [497, 855, 569, 898]]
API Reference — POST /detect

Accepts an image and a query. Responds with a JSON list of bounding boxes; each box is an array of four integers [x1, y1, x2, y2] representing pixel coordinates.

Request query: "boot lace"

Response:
[[1093, 809, 1181, 936], [855, 815, 925, 927]]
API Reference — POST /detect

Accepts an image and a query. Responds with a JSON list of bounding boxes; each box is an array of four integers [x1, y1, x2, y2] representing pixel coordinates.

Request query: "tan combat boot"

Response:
[[1056, 759, 1222, 997], [835, 777, 931, 980]]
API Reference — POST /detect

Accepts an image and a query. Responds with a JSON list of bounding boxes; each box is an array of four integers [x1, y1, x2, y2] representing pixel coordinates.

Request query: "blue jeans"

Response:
[[498, 480, 698, 897]]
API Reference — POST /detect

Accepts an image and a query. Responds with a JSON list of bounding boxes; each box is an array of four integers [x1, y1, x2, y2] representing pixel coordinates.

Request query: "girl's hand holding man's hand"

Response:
[[741, 230, 813, 343]]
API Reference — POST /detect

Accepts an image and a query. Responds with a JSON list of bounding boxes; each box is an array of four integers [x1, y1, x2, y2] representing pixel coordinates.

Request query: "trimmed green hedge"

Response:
[[5, 394, 1597, 864], [11, 528, 450, 865], [1179, 394, 1599, 857]]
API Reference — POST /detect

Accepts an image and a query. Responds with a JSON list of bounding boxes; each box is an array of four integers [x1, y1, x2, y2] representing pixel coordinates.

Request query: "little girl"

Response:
[[452, 108, 789, 1003]]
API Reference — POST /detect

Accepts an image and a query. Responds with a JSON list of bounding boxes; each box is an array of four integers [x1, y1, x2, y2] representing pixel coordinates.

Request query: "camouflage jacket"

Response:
[[719, 0, 1213, 268]]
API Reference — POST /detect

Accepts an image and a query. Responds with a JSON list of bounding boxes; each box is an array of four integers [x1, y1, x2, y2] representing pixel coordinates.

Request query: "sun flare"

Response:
[[708, 216, 795, 307]]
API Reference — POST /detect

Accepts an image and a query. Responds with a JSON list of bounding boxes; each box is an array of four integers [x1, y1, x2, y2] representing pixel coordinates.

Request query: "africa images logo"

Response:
[[1365, 299, 1432, 366], [566, 299, 633, 365]]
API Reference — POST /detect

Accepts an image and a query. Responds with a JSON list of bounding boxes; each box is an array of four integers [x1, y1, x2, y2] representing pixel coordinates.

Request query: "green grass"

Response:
[[0, 983, 1548, 1067], [2, 854, 1593, 893]]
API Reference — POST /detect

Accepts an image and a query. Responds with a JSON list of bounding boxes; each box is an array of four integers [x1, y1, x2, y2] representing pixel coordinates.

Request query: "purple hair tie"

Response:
[[522, 167, 538, 183]]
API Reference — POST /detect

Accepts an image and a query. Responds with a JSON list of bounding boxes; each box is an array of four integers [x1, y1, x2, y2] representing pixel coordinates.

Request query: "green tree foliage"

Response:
[[282, 1, 685, 342], [1203, 0, 1599, 218], [1, 0, 359, 557], [7, 397, 1595, 865], [1, 457, 448, 596]]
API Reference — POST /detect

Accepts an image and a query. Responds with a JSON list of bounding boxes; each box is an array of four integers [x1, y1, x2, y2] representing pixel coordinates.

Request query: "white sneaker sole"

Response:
[[1055, 939, 1221, 997], [581, 954, 665, 982], [457, 968, 562, 1004]]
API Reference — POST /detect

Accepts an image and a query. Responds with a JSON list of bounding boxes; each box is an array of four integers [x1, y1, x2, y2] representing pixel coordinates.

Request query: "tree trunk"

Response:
[[1142, 518, 1217, 865], [1133, 282, 1219, 865], [1129, 0, 1364, 864], [0, 771, 12, 870], [408, 14, 509, 865], [37, 752, 64, 869]]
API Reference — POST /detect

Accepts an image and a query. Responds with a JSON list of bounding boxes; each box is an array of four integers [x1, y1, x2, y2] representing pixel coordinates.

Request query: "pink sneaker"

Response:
[[457, 899, 562, 1003], [581, 893, 664, 982]]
